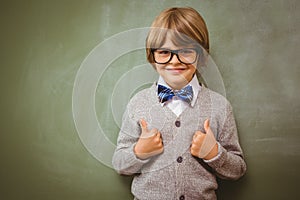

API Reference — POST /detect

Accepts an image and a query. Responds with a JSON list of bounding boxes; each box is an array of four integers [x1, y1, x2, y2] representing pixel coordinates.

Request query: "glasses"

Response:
[[151, 48, 199, 65]]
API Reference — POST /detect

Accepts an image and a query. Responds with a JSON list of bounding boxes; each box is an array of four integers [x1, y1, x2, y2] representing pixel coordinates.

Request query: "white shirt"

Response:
[[157, 75, 201, 116]]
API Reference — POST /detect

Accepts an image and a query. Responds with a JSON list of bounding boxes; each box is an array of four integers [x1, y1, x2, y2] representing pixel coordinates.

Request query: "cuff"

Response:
[[203, 142, 227, 169]]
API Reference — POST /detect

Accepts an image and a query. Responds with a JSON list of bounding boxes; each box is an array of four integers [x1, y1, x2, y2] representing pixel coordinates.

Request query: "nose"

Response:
[[169, 53, 180, 64]]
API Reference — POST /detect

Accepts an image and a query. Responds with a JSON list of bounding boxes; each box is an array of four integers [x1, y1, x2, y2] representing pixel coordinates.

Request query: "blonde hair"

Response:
[[146, 7, 209, 66]]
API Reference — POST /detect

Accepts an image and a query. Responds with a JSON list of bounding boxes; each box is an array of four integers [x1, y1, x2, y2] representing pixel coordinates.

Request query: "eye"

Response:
[[156, 49, 171, 55], [180, 49, 195, 54]]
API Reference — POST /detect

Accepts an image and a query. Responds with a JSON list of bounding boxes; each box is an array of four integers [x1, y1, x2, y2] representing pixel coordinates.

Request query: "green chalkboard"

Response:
[[0, 0, 299, 200]]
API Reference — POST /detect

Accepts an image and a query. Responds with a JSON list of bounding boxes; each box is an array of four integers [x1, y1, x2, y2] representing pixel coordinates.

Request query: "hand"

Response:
[[191, 119, 218, 160], [134, 119, 164, 160]]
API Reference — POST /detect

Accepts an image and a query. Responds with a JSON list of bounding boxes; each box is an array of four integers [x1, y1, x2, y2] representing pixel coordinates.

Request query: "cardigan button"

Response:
[[177, 156, 183, 163], [179, 195, 185, 200], [175, 120, 181, 127]]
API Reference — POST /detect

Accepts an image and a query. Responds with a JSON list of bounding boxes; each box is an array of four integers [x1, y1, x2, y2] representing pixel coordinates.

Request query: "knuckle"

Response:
[[195, 131, 201, 135], [191, 144, 199, 152], [196, 135, 204, 142], [190, 145, 196, 152], [149, 133, 156, 139], [158, 142, 164, 148], [152, 128, 158, 134], [193, 137, 200, 144], [154, 137, 160, 143]]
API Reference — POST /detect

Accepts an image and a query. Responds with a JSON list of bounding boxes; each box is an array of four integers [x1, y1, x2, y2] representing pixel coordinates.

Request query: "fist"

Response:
[[134, 119, 164, 160], [191, 119, 218, 160]]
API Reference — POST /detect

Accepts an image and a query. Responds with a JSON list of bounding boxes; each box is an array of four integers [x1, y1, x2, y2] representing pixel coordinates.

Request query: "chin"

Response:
[[166, 78, 189, 89]]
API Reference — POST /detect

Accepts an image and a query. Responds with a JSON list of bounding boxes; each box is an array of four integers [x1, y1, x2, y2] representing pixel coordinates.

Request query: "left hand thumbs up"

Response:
[[191, 119, 218, 160]]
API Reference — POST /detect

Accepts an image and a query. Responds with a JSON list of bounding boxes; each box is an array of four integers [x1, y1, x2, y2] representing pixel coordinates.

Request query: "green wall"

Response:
[[0, 0, 299, 199]]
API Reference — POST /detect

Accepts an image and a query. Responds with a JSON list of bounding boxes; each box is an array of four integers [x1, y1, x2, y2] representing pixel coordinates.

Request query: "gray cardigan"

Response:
[[112, 83, 246, 200]]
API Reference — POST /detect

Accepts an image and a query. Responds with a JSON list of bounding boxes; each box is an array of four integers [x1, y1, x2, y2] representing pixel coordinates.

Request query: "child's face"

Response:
[[154, 39, 197, 90]]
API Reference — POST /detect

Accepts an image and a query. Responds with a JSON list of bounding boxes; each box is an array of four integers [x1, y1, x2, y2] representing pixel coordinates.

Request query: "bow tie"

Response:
[[157, 84, 193, 104]]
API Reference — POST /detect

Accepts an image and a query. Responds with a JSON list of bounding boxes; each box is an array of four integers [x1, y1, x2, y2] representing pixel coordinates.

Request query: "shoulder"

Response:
[[126, 83, 157, 110], [199, 86, 233, 115], [200, 87, 230, 104]]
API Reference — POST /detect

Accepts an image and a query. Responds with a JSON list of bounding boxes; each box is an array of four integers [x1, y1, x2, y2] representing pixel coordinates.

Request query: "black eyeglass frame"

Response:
[[151, 48, 201, 65]]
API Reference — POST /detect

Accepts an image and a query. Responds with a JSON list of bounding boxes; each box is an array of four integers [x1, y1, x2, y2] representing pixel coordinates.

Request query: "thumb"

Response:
[[204, 119, 210, 133], [140, 119, 149, 133]]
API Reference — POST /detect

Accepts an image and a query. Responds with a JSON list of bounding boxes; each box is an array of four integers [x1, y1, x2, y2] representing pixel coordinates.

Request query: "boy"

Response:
[[112, 7, 246, 200]]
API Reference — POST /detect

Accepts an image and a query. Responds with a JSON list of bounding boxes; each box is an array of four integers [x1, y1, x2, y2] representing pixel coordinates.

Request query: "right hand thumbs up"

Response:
[[134, 119, 164, 160]]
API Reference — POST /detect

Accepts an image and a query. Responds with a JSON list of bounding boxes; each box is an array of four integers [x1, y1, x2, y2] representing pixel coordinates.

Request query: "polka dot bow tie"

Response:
[[157, 84, 193, 104]]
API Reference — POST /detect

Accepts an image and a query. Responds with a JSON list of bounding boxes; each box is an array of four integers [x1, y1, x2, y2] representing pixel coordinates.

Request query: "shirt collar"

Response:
[[157, 75, 201, 107]]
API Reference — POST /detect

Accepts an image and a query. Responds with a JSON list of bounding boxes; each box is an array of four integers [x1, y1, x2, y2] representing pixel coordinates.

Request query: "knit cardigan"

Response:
[[112, 83, 246, 200]]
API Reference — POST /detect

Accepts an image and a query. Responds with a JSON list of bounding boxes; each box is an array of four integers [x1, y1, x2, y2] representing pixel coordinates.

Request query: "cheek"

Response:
[[191, 65, 197, 73], [191, 62, 198, 71], [188, 65, 197, 75], [154, 64, 164, 74]]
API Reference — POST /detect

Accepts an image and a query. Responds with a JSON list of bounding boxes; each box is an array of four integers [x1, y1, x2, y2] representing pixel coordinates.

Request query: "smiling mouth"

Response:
[[166, 68, 187, 73], [166, 68, 187, 71]]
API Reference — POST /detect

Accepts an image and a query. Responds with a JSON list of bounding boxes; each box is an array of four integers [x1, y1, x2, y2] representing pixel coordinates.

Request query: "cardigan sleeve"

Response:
[[204, 103, 247, 180], [112, 103, 151, 175]]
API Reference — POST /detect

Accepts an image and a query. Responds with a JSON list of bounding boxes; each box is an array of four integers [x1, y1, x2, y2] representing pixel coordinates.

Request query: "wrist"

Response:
[[203, 143, 218, 160], [134, 144, 148, 160]]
